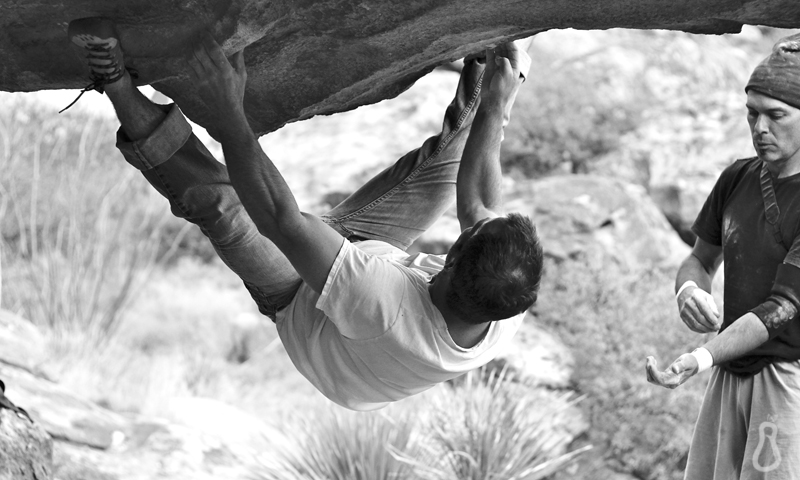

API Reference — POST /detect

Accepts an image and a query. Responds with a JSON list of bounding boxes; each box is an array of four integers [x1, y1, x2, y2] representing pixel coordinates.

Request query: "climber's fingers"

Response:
[[192, 39, 213, 69], [187, 52, 205, 79], [202, 34, 231, 71], [231, 50, 246, 78]]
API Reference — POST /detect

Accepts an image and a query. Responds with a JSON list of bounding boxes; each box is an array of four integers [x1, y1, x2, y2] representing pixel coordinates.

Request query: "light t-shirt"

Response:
[[275, 239, 524, 411]]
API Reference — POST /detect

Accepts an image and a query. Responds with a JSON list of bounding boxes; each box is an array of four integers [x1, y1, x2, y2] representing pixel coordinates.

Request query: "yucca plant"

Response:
[[257, 406, 428, 480], [403, 369, 590, 480]]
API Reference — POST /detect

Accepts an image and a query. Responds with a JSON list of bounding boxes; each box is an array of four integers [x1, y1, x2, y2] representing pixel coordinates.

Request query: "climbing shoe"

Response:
[[61, 17, 137, 112]]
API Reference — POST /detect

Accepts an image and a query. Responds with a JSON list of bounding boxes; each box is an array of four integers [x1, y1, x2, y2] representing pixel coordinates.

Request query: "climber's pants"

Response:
[[115, 57, 485, 319], [684, 360, 800, 480]]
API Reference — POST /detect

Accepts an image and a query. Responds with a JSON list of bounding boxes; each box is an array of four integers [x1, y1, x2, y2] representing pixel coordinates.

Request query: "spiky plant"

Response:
[[257, 406, 428, 480], [403, 369, 590, 480]]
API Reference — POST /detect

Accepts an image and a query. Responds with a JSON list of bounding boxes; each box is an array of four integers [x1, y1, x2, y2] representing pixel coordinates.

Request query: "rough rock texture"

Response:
[[0, 365, 129, 450], [419, 174, 689, 267], [53, 415, 279, 480], [0, 408, 53, 480], [506, 175, 690, 268], [2, 0, 800, 136], [487, 313, 575, 390]]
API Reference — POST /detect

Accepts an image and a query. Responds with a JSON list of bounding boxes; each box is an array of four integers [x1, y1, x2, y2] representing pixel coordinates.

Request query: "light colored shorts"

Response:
[[685, 360, 800, 480]]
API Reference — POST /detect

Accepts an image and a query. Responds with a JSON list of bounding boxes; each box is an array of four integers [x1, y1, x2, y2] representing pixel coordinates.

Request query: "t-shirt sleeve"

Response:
[[316, 240, 412, 340], [691, 160, 748, 246], [750, 240, 800, 339]]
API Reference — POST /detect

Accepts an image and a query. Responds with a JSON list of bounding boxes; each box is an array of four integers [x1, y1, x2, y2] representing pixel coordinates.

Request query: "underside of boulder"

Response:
[[3, 0, 800, 135]]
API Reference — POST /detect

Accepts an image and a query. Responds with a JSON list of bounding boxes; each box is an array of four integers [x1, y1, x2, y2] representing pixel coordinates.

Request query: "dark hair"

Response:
[[446, 213, 544, 324]]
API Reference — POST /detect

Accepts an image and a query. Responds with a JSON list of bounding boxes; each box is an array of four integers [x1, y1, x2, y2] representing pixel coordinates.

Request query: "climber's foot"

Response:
[[68, 17, 128, 91]]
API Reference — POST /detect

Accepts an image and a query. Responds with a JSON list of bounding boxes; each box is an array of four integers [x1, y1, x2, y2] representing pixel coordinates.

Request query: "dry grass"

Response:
[[0, 98, 191, 346]]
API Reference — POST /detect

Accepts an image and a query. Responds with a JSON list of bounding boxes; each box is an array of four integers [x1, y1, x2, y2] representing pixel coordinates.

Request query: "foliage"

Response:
[[258, 405, 426, 480], [502, 35, 647, 178], [503, 66, 642, 178], [534, 255, 711, 480], [501, 28, 795, 181], [258, 371, 588, 480], [0, 98, 190, 345], [410, 370, 590, 480]]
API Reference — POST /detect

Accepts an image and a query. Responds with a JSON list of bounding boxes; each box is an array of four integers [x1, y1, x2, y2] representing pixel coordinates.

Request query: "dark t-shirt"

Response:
[[693, 157, 800, 376]]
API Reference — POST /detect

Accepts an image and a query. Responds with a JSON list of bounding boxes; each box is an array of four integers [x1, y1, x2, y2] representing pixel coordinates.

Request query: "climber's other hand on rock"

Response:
[[187, 33, 248, 126]]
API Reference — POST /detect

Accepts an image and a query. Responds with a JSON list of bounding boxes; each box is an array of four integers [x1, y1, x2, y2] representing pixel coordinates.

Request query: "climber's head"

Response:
[[441, 213, 543, 324]]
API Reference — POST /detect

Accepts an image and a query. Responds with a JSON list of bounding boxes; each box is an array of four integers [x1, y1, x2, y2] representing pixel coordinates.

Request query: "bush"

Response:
[[414, 370, 590, 480], [534, 255, 710, 480], [0, 98, 190, 345], [259, 405, 426, 480], [259, 371, 588, 480]]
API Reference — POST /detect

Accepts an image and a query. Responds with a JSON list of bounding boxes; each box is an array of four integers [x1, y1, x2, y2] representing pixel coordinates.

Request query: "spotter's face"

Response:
[[746, 90, 800, 172]]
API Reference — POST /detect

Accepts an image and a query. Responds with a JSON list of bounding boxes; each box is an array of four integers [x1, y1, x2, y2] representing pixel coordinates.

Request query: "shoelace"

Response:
[[59, 43, 127, 114]]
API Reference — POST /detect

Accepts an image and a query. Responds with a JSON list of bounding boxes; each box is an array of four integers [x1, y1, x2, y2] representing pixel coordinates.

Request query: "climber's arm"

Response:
[[187, 35, 343, 294], [456, 47, 524, 230]]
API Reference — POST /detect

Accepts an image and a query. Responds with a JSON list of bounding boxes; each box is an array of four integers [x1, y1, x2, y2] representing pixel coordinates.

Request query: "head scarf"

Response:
[[746, 33, 800, 109]]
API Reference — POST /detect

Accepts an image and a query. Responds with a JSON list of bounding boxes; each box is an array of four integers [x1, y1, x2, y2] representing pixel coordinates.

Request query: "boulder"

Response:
[[0, 310, 47, 376], [162, 397, 282, 465], [506, 175, 690, 268], [0, 408, 53, 480], [486, 313, 575, 390], [0, 365, 129, 450], [53, 405, 283, 480], [2, 1, 800, 137], [415, 174, 691, 266]]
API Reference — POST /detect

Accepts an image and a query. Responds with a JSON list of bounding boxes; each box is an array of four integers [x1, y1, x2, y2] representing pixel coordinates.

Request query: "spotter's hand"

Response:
[[645, 354, 699, 389], [677, 286, 721, 333], [186, 34, 248, 125]]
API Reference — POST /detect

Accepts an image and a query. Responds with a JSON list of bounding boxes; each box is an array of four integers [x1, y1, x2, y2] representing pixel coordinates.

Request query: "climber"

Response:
[[646, 33, 800, 477], [66, 18, 542, 411]]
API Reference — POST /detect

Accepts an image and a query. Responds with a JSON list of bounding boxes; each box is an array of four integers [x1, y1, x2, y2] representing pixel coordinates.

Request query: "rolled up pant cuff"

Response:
[[115, 104, 194, 171]]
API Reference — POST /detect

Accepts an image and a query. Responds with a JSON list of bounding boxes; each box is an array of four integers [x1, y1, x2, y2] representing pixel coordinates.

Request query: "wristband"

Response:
[[676, 280, 698, 299], [690, 347, 714, 373]]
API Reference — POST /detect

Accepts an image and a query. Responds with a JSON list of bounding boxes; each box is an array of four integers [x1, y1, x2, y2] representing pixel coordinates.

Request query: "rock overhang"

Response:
[[2, 0, 800, 135]]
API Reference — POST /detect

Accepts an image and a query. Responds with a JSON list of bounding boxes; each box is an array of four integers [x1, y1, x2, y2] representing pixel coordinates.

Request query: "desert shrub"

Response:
[[534, 255, 711, 480], [503, 69, 642, 178], [260, 371, 587, 480], [410, 370, 590, 480], [501, 28, 796, 182], [259, 406, 426, 480], [501, 35, 648, 178], [0, 98, 190, 344]]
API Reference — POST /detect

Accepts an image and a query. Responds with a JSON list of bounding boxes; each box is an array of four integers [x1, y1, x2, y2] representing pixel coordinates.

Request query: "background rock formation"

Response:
[[2, 0, 800, 136]]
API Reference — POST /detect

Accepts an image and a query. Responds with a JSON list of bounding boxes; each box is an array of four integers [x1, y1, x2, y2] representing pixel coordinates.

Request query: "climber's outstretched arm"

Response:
[[456, 43, 527, 230], [186, 35, 343, 294]]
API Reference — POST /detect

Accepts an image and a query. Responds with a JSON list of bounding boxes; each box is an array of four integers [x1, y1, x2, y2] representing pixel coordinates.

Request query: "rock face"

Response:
[[487, 313, 575, 390], [418, 174, 690, 267], [0, 310, 47, 376], [0, 312, 284, 480], [0, 408, 52, 480], [2, 0, 800, 136], [506, 175, 690, 268]]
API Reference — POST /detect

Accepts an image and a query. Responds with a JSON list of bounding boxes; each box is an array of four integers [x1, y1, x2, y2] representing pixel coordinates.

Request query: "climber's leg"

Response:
[[109, 92, 303, 320], [321, 41, 530, 250], [69, 17, 302, 319]]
